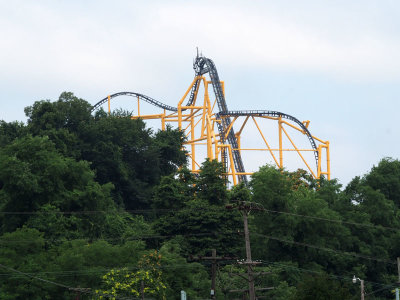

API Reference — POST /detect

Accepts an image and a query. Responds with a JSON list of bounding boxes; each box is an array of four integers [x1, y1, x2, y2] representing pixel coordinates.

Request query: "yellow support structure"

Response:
[[97, 66, 331, 185]]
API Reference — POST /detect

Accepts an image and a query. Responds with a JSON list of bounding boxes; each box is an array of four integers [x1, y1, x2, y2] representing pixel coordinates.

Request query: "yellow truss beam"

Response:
[[105, 74, 331, 185]]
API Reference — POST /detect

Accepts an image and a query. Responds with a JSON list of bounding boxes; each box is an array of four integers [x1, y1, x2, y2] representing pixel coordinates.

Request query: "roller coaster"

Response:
[[91, 54, 330, 185]]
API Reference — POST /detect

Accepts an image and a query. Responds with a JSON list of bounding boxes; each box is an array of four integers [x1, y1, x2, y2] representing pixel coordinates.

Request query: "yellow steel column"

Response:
[[205, 80, 214, 160], [137, 96, 140, 116], [278, 117, 283, 169], [178, 106, 182, 129], [237, 135, 241, 154], [227, 145, 237, 185], [317, 145, 322, 178], [206, 115, 213, 160], [161, 109, 166, 131], [191, 110, 196, 172], [107, 95, 111, 114], [326, 141, 331, 180]]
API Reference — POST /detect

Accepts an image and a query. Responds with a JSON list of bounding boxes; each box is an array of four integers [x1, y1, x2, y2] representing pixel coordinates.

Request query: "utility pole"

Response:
[[360, 279, 365, 300], [227, 201, 266, 300], [190, 249, 236, 299], [396, 257, 400, 300], [141, 280, 145, 300], [211, 248, 217, 299], [352, 276, 365, 300], [397, 257, 400, 283], [242, 208, 256, 300]]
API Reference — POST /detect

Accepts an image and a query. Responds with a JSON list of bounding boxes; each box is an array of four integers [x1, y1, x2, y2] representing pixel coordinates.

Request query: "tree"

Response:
[[159, 238, 210, 299], [364, 158, 400, 207], [155, 199, 242, 257], [0, 135, 116, 238], [79, 111, 186, 210], [0, 227, 53, 299], [24, 92, 92, 135], [0, 120, 27, 147], [293, 273, 353, 300], [195, 159, 228, 206], [250, 165, 353, 276], [250, 165, 292, 211], [152, 174, 187, 210], [95, 250, 167, 299], [153, 125, 187, 176]]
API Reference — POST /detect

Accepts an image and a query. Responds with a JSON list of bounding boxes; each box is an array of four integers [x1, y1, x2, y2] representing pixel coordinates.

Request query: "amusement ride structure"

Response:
[[91, 54, 330, 185]]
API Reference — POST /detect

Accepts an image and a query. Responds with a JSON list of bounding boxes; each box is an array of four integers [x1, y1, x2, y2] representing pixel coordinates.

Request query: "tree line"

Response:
[[0, 92, 399, 299]]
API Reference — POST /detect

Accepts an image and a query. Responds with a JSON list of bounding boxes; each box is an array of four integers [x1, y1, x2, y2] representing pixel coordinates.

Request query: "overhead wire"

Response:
[[0, 263, 151, 299], [258, 260, 399, 292], [1, 253, 396, 296], [0, 262, 213, 278], [0, 224, 395, 266], [0, 228, 395, 266], [0, 231, 227, 244], [0, 206, 399, 234], [251, 232, 396, 265], [259, 208, 400, 232]]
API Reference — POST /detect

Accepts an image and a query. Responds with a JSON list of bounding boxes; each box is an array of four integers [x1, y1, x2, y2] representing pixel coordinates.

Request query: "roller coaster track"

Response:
[[91, 55, 330, 185], [92, 92, 177, 112], [193, 56, 247, 183], [217, 110, 319, 168]]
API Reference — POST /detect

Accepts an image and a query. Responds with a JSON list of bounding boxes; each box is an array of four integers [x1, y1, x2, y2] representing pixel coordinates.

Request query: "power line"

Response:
[[260, 208, 400, 233], [365, 285, 396, 296], [259, 260, 398, 291], [252, 232, 396, 265], [0, 263, 74, 289], [0, 229, 395, 266], [0, 209, 175, 215], [0, 263, 147, 300], [0, 262, 218, 278], [0, 207, 232, 215], [0, 231, 229, 244]]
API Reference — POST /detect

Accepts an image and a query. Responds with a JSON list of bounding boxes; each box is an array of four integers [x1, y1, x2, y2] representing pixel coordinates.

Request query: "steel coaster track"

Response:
[[91, 86, 201, 113], [217, 110, 319, 169], [186, 76, 201, 107], [91, 92, 177, 113], [194, 56, 247, 183]]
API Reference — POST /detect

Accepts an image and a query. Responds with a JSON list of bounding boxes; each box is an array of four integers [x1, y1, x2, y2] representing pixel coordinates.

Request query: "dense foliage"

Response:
[[0, 92, 399, 299]]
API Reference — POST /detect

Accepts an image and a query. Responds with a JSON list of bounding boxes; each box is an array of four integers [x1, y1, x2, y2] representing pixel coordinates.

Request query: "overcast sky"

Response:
[[1, 0, 399, 186]]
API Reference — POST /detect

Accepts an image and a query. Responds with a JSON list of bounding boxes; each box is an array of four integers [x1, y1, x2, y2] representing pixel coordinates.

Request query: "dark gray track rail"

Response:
[[217, 110, 319, 168], [91, 92, 177, 113], [193, 56, 247, 183]]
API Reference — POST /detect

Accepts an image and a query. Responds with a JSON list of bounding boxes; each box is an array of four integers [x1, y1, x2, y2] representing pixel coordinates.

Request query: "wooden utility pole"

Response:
[[396, 257, 400, 300], [397, 257, 400, 283], [243, 210, 256, 300], [227, 200, 269, 300], [141, 280, 145, 300], [211, 248, 217, 298], [190, 249, 236, 299], [360, 279, 365, 300]]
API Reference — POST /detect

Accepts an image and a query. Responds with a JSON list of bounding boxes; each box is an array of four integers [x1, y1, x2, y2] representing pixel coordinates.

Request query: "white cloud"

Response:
[[1, 0, 399, 91], [152, 2, 400, 81]]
